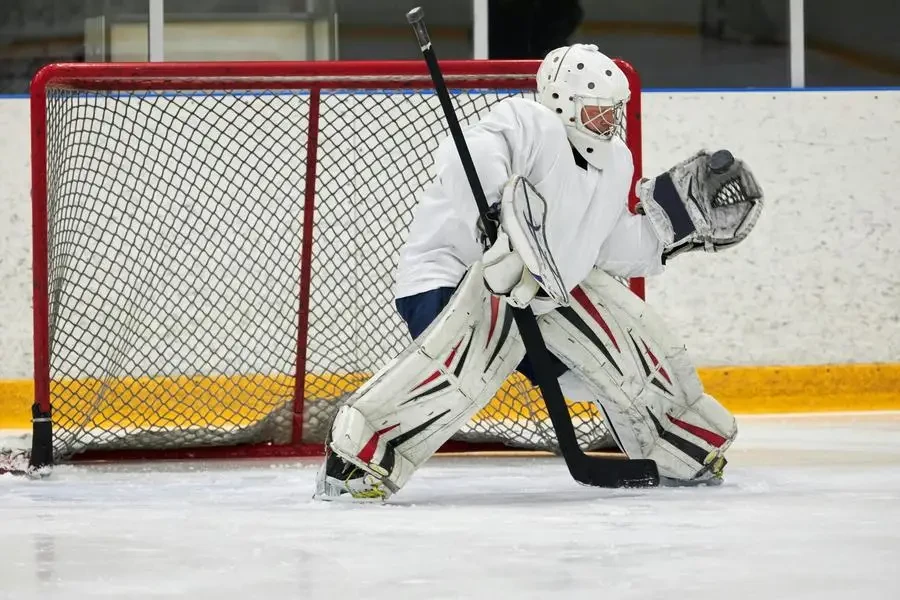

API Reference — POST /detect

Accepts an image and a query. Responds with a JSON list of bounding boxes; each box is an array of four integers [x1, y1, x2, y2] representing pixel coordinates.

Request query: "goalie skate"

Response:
[[313, 443, 392, 502]]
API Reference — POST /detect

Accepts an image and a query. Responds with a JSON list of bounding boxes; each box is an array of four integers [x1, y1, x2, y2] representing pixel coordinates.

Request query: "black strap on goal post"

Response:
[[30, 403, 53, 469], [405, 7, 658, 488]]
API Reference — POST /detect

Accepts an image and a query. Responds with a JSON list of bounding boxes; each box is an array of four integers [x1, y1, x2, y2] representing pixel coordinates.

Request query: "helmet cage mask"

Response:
[[573, 95, 626, 142]]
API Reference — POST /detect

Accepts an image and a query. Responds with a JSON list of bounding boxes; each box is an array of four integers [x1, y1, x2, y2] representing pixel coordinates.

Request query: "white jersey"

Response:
[[394, 98, 664, 300]]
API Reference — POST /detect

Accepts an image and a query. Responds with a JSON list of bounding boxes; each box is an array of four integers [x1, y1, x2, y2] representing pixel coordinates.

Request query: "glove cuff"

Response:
[[637, 173, 698, 247]]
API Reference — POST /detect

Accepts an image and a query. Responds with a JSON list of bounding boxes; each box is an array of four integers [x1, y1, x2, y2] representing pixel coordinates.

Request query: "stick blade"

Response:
[[570, 457, 660, 488]]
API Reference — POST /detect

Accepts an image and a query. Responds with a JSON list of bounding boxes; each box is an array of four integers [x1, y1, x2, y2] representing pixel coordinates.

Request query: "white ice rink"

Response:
[[2, 412, 899, 600]]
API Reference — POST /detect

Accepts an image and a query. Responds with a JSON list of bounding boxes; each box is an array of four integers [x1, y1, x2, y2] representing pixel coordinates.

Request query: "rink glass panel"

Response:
[[31, 60, 643, 461]]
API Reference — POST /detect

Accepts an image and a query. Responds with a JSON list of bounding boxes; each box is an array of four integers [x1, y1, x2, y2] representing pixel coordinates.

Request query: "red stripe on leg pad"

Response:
[[412, 338, 464, 392], [357, 423, 400, 463], [444, 338, 463, 368], [412, 369, 441, 391], [571, 287, 620, 351], [486, 295, 500, 348], [666, 413, 727, 448]]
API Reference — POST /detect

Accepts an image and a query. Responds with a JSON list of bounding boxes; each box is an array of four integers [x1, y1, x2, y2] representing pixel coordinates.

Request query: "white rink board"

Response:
[[1, 413, 899, 599], [642, 90, 900, 366], [0, 90, 898, 379]]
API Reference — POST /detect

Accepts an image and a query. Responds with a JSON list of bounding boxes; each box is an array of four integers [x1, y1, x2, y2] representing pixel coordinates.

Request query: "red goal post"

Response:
[[27, 59, 644, 468]]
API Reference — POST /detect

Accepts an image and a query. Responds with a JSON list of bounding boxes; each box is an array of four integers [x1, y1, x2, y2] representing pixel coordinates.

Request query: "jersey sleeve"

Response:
[[431, 97, 580, 251], [394, 99, 578, 298], [429, 98, 641, 293], [431, 98, 553, 222], [594, 211, 665, 278]]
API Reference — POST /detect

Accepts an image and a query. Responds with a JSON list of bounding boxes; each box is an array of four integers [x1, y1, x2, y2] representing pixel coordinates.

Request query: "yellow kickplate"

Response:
[[1, 364, 898, 430], [700, 364, 900, 413], [0, 380, 33, 429]]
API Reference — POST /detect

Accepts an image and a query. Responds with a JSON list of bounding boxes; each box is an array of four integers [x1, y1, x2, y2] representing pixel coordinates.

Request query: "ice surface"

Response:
[[2, 413, 899, 600]]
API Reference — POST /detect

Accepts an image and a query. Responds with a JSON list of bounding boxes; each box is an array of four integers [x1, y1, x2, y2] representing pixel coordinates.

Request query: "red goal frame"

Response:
[[29, 59, 643, 465]]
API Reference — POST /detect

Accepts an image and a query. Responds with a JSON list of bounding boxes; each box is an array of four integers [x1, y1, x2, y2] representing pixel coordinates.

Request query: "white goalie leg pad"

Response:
[[537, 268, 737, 483], [328, 261, 525, 493]]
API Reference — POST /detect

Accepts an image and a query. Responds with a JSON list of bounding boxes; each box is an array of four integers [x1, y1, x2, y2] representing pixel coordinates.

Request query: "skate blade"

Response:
[[659, 475, 724, 488]]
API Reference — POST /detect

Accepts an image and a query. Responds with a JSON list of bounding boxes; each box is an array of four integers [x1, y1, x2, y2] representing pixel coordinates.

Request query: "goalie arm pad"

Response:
[[479, 175, 571, 309], [637, 149, 763, 259], [499, 175, 570, 306]]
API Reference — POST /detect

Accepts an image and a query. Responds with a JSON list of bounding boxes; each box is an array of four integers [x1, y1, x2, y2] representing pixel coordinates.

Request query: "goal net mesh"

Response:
[[37, 65, 636, 461]]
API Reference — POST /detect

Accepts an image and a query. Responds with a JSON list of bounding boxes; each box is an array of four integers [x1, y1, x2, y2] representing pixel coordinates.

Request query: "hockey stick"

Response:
[[406, 7, 659, 488]]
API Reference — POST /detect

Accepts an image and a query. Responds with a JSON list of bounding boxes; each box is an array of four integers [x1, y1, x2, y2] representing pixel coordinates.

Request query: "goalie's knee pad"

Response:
[[538, 267, 737, 483], [322, 262, 525, 495]]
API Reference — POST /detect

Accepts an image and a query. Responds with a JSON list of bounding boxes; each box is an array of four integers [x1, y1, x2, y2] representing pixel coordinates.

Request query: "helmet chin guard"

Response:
[[537, 44, 630, 170]]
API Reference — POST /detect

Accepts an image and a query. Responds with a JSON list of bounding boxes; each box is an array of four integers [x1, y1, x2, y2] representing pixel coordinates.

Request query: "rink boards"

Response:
[[1, 363, 898, 430]]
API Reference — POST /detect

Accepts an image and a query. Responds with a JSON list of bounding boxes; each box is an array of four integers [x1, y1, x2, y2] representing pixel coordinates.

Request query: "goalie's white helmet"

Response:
[[537, 44, 630, 170]]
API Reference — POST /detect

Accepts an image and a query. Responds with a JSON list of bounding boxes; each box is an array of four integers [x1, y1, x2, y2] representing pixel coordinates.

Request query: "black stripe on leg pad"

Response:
[[646, 408, 709, 466], [556, 306, 623, 377], [653, 172, 696, 242]]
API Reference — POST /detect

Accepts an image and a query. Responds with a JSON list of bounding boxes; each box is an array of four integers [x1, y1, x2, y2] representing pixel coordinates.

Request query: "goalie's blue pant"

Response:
[[395, 287, 569, 385]]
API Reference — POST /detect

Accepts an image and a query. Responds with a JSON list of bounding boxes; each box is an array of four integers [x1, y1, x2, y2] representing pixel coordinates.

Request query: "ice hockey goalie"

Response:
[[314, 44, 764, 501]]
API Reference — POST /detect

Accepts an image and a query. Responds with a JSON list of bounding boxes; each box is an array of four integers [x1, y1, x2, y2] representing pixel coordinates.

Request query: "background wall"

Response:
[[0, 98, 32, 379], [643, 90, 899, 366], [0, 89, 897, 381]]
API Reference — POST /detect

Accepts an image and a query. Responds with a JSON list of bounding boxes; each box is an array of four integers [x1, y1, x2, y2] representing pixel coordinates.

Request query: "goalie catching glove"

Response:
[[637, 149, 763, 261]]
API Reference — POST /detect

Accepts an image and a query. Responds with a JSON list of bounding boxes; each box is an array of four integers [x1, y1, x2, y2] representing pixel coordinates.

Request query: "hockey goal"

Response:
[[26, 59, 644, 468]]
